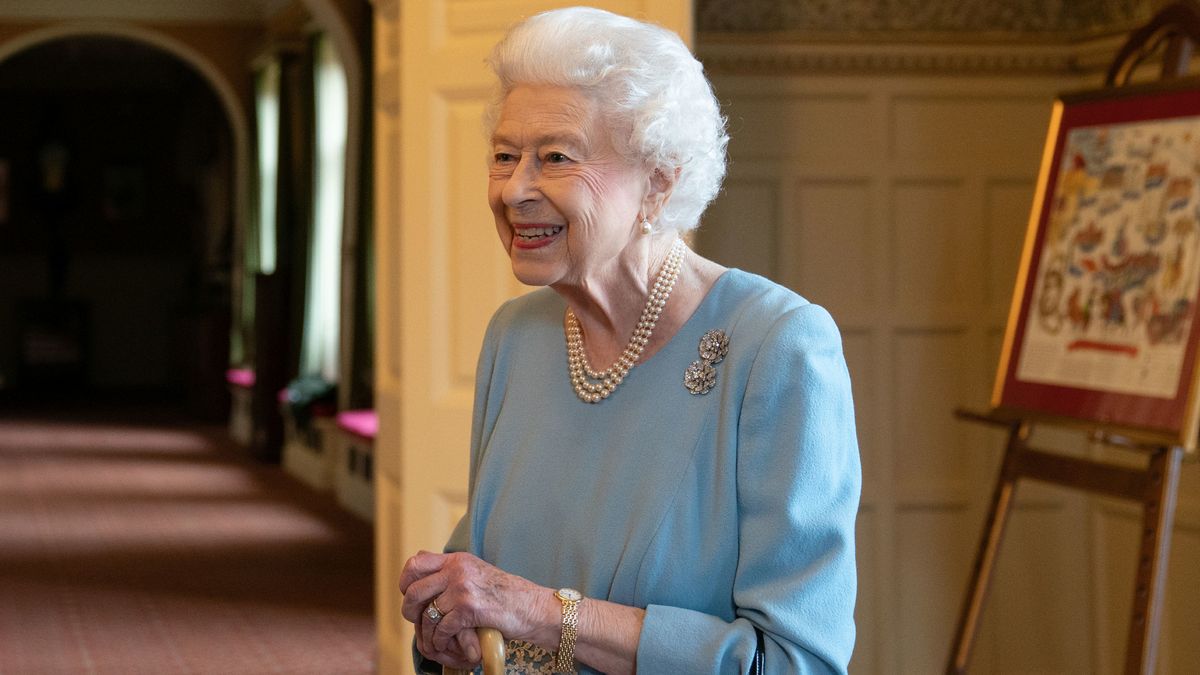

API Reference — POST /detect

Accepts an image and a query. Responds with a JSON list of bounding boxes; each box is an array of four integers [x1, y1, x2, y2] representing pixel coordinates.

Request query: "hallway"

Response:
[[0, 405, 375, 674]]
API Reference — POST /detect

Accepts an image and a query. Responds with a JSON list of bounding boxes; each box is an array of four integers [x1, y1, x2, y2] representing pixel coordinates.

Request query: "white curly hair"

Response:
[[484, 7, 729, 232]]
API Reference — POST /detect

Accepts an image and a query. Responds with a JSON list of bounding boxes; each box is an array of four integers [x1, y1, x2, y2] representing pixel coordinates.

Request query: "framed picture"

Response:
[[994, 78, 1200, 449]]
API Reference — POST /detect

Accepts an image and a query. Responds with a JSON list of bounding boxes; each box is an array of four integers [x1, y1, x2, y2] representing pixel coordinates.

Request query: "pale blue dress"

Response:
[[444, 269, 860, 674]]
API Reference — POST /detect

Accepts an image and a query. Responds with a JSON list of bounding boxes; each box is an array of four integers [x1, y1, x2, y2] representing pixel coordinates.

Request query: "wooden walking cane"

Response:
[[444, 627, 506, 675]]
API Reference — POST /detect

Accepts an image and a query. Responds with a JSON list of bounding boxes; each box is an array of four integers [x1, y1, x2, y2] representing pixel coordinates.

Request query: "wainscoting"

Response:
[[697, 36, 1200, 675]]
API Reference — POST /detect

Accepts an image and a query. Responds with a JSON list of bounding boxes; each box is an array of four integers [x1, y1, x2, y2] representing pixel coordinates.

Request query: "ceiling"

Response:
[[0, 0, 293, 23], [695, 0, 1167, 40], [0, 35, 205, 92]]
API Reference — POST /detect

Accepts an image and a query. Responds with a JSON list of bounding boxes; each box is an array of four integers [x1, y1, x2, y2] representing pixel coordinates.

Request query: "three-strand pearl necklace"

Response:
[[566, 238, 685, 403]]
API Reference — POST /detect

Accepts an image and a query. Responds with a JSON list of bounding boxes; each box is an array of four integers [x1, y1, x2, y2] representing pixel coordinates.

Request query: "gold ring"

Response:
[[424, 599, 445, 623]]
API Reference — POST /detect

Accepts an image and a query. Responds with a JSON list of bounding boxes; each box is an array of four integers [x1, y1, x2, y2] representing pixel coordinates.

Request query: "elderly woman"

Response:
[[399, 7, 860, 674]]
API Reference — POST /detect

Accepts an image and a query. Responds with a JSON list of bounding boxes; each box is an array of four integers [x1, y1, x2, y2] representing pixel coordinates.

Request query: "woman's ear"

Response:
[[641, 166, 680, 224]]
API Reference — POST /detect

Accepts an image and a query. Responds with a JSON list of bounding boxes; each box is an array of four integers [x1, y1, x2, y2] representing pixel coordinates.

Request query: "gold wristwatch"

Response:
[[553, 588, 583, 673]]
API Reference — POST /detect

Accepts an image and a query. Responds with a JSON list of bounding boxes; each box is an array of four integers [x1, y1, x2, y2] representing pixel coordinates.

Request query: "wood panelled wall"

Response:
[[696, 40, 1200, 674]]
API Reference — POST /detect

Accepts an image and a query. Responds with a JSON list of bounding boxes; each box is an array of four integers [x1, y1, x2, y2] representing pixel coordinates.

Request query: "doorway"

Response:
[[0, 36, 233, 418]]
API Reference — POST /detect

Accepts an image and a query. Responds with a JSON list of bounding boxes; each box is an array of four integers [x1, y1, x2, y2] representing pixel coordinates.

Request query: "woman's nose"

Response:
[[502, 155, 538, 205]]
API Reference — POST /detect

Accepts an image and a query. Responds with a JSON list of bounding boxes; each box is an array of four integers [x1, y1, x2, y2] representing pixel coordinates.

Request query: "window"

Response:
[[255, 59, 281, 275], [300, 34, 348, 381]]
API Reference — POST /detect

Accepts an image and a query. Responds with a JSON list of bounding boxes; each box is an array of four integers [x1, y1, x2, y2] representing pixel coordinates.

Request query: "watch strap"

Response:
[[553, 589, 582, 673]]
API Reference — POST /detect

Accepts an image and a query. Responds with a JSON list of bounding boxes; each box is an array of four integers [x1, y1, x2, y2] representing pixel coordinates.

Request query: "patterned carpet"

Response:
[[0, 405, 375, 674]]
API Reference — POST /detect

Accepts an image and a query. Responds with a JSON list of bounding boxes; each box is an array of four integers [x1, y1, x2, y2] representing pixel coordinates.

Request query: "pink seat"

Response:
[[336, 410, 377, 441], [225, 368, 255, 389]]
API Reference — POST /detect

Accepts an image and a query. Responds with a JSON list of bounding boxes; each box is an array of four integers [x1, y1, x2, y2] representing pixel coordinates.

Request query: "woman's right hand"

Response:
[[399, 551, 557, 667]]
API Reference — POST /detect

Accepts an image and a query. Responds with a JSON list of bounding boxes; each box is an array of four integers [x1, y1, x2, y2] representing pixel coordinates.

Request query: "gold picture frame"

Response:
[[994, 77, 1200, 449]]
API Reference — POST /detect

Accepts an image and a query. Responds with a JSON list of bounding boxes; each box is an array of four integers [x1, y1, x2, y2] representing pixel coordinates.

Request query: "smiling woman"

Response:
[[488, 84, 653, 291], [398, 8, 861, 675]]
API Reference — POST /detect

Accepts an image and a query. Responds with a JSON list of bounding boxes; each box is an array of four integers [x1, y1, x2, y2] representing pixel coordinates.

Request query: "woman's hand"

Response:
[[399, 551, 558, 667]]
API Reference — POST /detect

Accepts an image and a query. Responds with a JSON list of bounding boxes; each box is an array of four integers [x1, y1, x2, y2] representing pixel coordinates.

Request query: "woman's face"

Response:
[[488, 85, 649, 288]]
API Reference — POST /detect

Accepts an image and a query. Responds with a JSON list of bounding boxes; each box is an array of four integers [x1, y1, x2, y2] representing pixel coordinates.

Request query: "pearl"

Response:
[[566, 239, 685, 403]]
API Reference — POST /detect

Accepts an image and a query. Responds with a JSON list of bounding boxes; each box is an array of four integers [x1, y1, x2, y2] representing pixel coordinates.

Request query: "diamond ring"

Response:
[[424, 600, 445, 624]]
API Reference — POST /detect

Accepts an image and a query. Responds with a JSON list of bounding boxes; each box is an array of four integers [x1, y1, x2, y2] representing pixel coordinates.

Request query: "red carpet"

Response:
[[0, 406, 375, 674]]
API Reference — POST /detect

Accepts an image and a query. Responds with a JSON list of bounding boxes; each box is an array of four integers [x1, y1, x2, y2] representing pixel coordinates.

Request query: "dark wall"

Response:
[[0, 37, 232, 409]]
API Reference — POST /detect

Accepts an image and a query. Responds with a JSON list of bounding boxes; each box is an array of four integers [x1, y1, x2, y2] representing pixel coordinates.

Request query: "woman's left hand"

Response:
[[400, 551, 557, 665]]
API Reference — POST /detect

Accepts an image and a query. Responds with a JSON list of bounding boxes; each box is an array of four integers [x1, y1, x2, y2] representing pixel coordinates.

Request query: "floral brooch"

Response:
[[684, 329, 730, 395]]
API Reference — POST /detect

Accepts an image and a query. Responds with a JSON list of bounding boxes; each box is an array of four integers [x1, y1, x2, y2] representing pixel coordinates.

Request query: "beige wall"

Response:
[[695, 35, 1200, 674]]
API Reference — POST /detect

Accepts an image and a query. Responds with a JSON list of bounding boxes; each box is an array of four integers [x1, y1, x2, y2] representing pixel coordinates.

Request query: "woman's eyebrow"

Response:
[[491, 130, 588, 150]]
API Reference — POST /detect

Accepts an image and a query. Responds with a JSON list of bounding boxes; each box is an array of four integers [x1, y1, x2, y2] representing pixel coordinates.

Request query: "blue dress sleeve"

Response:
[[637, 303, 861, 674]]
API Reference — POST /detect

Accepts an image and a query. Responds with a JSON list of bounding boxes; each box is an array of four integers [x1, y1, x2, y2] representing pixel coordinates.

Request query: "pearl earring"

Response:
[[640, 218, 653, 235]]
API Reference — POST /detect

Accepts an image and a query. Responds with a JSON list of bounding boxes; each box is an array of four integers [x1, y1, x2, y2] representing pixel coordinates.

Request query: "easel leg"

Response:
[[1124, 446, 1183, 675], [946, 422, 1030, 675]]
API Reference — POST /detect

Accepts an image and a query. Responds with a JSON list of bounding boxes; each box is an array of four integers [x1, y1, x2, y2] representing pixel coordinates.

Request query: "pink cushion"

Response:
[[226, 368, 255, 389], [336, 410, 377, 441]]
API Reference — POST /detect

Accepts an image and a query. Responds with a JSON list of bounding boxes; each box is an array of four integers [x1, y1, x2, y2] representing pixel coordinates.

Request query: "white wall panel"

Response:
[[724, 94, 878, 164], [890, 96, 1053, 172], [696, 179, 778, 278], [433, 490, 469, 546], [383, 127, 403, 381], [854, 508, 879, 675], [374, 20, 403, 658], [1091, 497, 1200, 675], [440, 0, 564, 35], [1093, 502, 1139, 674], [980, 504, 1095, 674], [1162, 526, 1200, 673], [983, 179, 1035, 308], [374, 477, 405, 671], [984, 327, 1005, 404], [891, 180, 976, 310], [446, 96, 503, 389], [892, 330, 969, 500], [895, 509, 973, 673], [793, 180, 874, 311], [842, 330, 876, 488]]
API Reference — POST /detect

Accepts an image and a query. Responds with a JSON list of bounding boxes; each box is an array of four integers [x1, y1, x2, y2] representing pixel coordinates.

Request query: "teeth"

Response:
[[517, 226, 563, 239]]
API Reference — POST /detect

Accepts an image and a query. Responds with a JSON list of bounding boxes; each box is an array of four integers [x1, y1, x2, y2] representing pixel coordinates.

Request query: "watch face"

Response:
[[558, 588, 582, 602]]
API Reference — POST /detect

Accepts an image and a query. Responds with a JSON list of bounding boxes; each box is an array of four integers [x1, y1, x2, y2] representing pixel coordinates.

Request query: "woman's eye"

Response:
[[545, 152, 569, 163], [493, 152, 515, 163]]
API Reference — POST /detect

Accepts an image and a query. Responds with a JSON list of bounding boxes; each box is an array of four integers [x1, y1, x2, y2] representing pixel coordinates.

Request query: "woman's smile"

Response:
[[511, 223, 565, 249]]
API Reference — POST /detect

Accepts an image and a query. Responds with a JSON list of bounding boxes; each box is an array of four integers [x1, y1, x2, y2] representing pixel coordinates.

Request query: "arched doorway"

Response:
[[0, 34, 238, 417]]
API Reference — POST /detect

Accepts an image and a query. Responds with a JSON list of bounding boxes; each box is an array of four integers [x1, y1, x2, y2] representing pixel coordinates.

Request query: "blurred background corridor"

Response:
[[0, 403, 374, 673]]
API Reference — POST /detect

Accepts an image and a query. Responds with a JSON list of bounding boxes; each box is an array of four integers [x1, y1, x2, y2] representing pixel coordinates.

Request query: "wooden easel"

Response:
[[946, 411, 1184, 674], [946, 4, 1200, 674]]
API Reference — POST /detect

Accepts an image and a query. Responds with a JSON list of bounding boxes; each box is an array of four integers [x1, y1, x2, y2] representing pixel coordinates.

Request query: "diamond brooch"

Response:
[[684, 329, 729, 395]]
